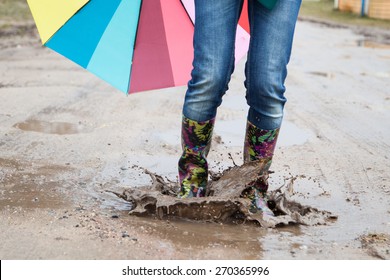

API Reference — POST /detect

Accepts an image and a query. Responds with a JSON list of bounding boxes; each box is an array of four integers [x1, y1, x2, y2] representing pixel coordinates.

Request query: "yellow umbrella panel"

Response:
[[27, 0, 90, 44]]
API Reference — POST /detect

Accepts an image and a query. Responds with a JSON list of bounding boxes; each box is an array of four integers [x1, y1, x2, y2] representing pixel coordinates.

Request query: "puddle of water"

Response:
[[14, 119, 86, 135], [102, 155, 178, 184], [278, 121, 313, 147], [154, 130, 180, 147], [357, 40, 390, 49], [214, 119, 312, 147], [149, 219, 266, 259], [0, 158, 70, 209], [213, 118, 246, 147], [120, 214, 295, 259], [0, 181, 65, 210], [90, 155, 179, 211]]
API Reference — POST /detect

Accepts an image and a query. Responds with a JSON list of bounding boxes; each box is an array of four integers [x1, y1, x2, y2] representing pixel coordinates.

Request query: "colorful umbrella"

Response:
[[27, 0, 250, 94]]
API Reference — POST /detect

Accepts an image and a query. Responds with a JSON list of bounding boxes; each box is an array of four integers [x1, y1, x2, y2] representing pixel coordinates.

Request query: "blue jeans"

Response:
[[182, 0, 302, 130]]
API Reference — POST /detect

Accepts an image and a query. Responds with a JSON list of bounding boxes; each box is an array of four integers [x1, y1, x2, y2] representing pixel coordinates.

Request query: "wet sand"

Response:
[[0, 20, 390, 259]]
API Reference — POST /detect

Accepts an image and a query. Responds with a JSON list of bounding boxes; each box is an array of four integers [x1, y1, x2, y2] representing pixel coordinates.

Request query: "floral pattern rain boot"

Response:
[[243, 120, 280, 216], [178, 115, 215, 198]]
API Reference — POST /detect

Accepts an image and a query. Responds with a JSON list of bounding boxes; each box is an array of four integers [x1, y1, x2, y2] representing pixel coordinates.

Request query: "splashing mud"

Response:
[[109, 160, 337, 228]]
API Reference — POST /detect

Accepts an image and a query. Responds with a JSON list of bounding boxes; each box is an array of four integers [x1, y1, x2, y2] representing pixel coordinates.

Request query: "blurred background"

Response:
[[301, 0, 390, 24], [1, 0, 389, 39]]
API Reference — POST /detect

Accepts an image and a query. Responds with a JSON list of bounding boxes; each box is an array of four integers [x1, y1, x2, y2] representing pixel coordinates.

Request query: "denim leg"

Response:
[[245, 0, 301, 130], [183, 0, 244, 122]]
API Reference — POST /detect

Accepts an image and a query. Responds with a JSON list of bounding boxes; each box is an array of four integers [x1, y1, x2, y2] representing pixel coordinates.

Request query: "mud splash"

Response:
[[110, 160, 337, 228]]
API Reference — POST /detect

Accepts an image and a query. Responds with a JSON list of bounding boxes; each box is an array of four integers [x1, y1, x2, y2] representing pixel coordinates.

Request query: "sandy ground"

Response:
[[0, 19, 390, 260]]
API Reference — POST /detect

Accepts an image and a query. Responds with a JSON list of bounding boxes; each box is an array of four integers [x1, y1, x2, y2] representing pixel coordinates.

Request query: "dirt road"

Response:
[[0, 20, 389, 259]]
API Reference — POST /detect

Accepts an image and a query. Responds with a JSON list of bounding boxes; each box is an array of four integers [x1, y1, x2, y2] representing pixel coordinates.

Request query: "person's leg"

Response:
[[183, 0, 244, 121], [243, 0, 301, 213], [179, 0, 244, 198], [245, 0, 301, 133]]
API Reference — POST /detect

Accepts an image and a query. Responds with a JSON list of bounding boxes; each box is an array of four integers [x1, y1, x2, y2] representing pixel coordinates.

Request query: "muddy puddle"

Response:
[[118, 214, 303, 259], [0, 158, 72, 209], [108, 160, 336, 228], [13, 119, 87, 135], [213, 119, 312, 148], [99, 160, 337, 259]]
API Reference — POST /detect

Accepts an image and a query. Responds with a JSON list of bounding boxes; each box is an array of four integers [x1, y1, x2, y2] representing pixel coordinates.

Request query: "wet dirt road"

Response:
[[0, 20, 389, 259]]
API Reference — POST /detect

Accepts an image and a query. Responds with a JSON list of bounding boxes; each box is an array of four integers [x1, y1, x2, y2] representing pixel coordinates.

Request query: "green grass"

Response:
[[300, 0, 390, 29], [0, 0, 389, 29], [0, 0, 32, 22]]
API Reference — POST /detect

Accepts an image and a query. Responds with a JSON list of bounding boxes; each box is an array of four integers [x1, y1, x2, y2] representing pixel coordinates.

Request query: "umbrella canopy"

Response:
[[27, 0, 250, 94], [27, 0, 89, 44], [130, 0, 194, 93]]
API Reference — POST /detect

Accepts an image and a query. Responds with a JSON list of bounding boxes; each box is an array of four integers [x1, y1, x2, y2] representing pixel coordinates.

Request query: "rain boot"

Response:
[[243, 120, 280, 216], [178, 115, 215, 198]]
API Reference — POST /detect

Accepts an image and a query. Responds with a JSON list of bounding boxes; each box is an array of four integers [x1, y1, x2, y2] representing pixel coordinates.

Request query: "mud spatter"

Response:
[[108, 160, 337, 228]]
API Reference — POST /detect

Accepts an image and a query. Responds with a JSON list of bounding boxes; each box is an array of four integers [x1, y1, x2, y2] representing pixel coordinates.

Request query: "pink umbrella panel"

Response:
[[130, 0, 195, 93]]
